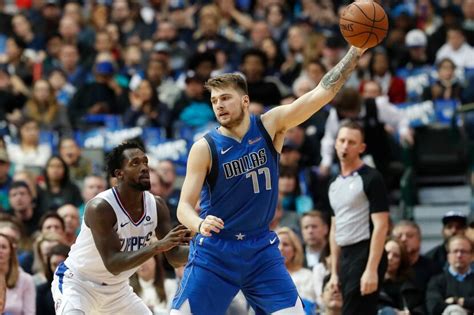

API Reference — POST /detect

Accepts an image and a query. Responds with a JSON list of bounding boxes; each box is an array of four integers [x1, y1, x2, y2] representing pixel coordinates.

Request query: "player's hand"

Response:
[[155, 225, 192, 252], [354, 46, 368, 56], [199, 215, 224, 237], [328, 273, 340, 293], [360, 269, 378, 295]]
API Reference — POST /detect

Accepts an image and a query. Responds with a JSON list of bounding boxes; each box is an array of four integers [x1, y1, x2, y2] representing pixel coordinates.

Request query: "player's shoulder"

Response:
[[84, 195, 115, 221]]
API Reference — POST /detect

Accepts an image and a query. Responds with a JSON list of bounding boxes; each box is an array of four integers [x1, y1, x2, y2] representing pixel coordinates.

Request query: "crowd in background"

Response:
[[0, 0, 474, 313]]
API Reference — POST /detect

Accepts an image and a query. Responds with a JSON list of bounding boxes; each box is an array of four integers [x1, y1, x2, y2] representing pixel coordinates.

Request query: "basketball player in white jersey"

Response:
[[52, 141, 190, 314]]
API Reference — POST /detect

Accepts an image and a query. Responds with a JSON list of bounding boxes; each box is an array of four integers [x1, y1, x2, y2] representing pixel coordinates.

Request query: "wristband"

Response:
[[198, 220, 204, 234]]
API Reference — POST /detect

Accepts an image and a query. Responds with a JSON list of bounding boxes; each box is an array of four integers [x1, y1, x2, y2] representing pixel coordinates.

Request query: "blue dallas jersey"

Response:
[[200, 115, 279, 232]]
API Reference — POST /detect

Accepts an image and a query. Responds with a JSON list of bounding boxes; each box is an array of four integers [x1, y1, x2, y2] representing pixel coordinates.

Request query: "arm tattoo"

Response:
[[321, 47, 360, 93]]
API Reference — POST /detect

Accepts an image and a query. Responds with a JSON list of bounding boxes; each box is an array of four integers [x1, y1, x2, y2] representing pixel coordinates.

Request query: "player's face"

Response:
[[335, 127, 366, 163], [120, 149, 151, 191], [210, 88, 249, 129]]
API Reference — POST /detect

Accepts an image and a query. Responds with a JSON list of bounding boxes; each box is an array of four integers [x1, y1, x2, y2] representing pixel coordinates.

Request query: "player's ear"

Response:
[[242, 95, 250, 107], [114, 169, 123, 179]]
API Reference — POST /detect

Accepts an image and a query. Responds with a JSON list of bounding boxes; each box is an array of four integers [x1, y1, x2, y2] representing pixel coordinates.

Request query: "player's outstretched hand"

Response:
[[199, 215, 224, 237], [155, 225, 192, 252]]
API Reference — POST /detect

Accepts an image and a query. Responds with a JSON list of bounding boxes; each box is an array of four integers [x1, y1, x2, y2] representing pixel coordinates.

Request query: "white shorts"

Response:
[[51, 264, 151, 315]]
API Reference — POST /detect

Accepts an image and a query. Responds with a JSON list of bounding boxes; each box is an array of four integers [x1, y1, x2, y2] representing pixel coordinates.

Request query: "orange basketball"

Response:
[[339, 0, 389, 49]]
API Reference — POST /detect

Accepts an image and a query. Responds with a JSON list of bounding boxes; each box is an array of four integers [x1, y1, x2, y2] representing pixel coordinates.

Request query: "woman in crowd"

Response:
[[276, 227, 317, 307], [0, 233, 35, 315], [41, 155, 82, 212], [36, 243, 70, 315], [32, 231, 64, 286], [22, 79, 71, 136], [7, 118, 52, 172], [422, 58, 463, 101], [378, 238, 424, 315], [130, 255, 176, 314]]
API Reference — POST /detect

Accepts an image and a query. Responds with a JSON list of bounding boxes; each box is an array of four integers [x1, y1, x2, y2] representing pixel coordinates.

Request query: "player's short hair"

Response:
[[204, 73, 248, 96], [105, 140, 146, 178], [337, 120, 365, 141]]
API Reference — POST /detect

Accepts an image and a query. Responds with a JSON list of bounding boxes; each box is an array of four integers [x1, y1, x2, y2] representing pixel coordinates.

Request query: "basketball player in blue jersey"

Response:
[[171, 45, 367, 315], [52, 141, 191, 314]]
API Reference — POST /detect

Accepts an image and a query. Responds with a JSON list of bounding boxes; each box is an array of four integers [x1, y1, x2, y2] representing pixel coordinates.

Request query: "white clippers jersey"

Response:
[[64, 187, 158, 285]]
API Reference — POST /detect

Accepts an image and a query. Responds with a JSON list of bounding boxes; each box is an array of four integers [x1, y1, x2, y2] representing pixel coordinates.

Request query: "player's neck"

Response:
[[219, 117, 250, 142], [115, 184, 143, 209], [340, 159, 364, 177]]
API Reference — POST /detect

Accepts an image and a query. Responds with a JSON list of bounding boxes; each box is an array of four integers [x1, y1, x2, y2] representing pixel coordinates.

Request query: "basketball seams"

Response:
[[339, 17, 387, 31]]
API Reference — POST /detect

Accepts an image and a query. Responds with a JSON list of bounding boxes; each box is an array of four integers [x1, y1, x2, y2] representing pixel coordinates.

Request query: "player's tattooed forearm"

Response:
[[321, 47, 360, 92]]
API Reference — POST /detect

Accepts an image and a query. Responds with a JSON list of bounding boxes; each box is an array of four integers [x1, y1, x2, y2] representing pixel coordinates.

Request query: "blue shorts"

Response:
[[171, 229, 299, 314]]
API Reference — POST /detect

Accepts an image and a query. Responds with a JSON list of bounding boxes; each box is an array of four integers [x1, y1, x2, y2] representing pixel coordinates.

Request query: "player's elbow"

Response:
[[103, 261, 121, 275]]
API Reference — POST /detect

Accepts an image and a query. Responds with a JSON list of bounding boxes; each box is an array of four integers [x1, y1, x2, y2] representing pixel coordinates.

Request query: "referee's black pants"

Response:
[[339, 239, 387, 315]]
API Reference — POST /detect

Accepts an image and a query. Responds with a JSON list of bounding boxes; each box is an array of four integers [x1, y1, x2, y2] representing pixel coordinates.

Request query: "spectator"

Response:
[[466, 221, 474, 244], [0, 148, 12, 210], [240, 48, 282, 106], [279, 165, 313, 213], [4, 36, 32, 86], [6, 118, 52, 173], [78, 174, 107, 221], [269, 198, 301, 234], [22, 79, 71, 136], [38, 212, 65, 237], [57, 204, 80, 245], [0, 233, 35, 315], [58, 136, 93, 186], [436, 26, 474, 69], [171, 70, 213, 134], [462, 0, 474, 45], [392, 220, 442, 295], [426, 211, 468, 272], [56, 43, 86, 88], [47, 68, 76, 107], [378, 238, 424, 315], [36, 243, 69, 315], [426, 235, 474, 315], [130, 255, 176, 314], [11, 13, 45, 51], [320, 276, 343, 315], [0, 214, 33, 274], [422, 58, 463, 101], [67, 54, 122, 129], [31, 231, 63, 286], [122, 79, 171, 130], [300, 211, 329, 269], [40, 155, 82, 212], [8, 181, 42, 237], [154, 160, 181, 226], [12, 169, 47, 218], [0, 66, 27, 125], [276, 227, 317, 306], [367, 49, 407, 104]]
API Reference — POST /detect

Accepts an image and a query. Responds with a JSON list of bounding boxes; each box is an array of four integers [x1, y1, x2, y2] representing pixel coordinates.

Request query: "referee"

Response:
[[327, 120, 389, 315]]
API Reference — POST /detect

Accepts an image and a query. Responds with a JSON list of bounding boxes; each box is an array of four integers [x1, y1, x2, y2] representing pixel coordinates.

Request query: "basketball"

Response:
[[339, 0, 389, 49]]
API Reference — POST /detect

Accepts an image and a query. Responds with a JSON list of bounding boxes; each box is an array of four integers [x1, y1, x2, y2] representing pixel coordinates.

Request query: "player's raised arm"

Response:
[[154, 196, 190, 267], [262, 46, 365, 137], [85, 198, 188, 275], [177, 139, 224, 236]]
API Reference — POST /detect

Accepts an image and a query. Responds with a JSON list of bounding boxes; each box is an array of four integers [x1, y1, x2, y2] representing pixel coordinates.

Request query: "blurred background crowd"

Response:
[[0, 0, 473, 313]]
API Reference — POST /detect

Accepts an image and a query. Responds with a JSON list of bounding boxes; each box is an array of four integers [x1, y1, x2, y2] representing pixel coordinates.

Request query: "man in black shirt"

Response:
[[328, 120, 389, 315]]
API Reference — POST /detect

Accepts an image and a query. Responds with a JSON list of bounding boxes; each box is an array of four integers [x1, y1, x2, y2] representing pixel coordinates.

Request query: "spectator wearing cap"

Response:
[[403, 29, 431, 69], [153, 21, 190, 74], [67, 54, 122, 129], [426, 211, 468, 271], [0, 148, 12, 211], [426, 235, 474, 315], [171, 70, 214, 134]]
